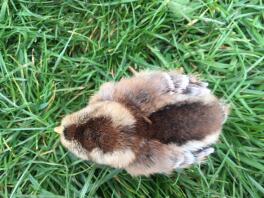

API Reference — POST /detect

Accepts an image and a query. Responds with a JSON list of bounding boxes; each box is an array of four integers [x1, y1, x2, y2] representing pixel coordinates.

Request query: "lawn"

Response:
[[0, 0, 264, 197]]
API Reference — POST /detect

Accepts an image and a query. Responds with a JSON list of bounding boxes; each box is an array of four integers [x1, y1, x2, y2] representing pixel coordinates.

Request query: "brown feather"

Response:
[[133, 102, 224, 144]]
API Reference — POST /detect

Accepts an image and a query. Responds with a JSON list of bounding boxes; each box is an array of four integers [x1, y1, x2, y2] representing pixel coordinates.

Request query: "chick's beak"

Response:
[[54, 126, 64, 134]]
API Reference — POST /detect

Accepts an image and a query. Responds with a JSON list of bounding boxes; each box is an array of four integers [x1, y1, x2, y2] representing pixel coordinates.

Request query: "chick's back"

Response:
[[135, 101, 224, 145]]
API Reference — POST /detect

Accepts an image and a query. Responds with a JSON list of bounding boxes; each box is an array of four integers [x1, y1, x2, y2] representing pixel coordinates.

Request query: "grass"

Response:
[[0, 0, 263, 197]]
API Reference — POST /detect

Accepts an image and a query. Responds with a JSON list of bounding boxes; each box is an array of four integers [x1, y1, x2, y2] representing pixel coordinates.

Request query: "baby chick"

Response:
[[54, 70, 229, 176]]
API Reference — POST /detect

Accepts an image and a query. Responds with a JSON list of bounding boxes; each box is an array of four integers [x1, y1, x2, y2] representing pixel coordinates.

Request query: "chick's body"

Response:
[[55, 70, 228, 176]]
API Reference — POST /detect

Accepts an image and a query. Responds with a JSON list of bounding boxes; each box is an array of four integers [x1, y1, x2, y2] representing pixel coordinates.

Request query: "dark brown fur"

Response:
[[64, 117, 118, 152], [134, 102, 223, 144], [64, 116, 136, 153], [64, 124, 78, 140]]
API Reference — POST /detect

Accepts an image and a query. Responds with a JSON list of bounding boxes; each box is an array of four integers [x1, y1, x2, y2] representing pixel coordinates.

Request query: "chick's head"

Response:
[[54, 101, 137, 168]]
